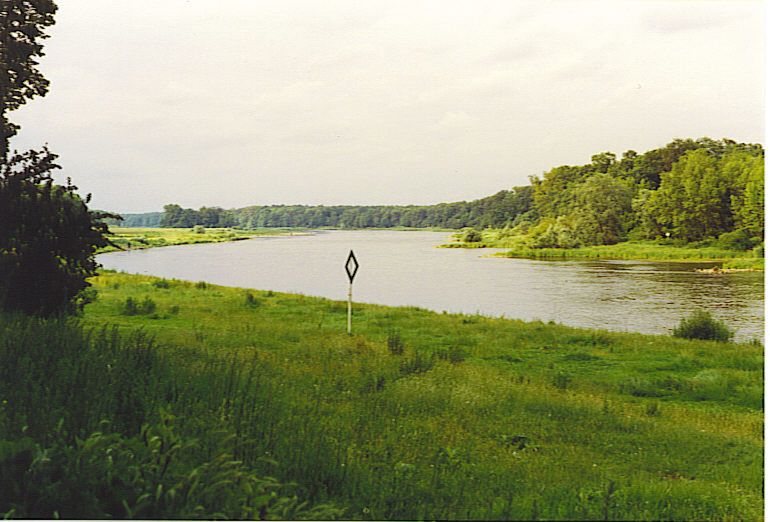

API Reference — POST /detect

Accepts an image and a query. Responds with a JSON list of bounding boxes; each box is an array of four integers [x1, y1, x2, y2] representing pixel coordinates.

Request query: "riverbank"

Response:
[[61, 271, 763, 519], [442, 235, 764, 270], [100, 226, 310, 253]]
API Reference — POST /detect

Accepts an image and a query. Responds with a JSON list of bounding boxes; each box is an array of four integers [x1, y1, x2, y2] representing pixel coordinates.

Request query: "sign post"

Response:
[[345, 250, 359, 335]]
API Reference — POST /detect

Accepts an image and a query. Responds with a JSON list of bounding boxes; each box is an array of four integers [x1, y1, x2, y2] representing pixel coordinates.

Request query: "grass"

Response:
[[0, 270, 762, 519], [442, 230, 763, 268], [28, 270, 757, 520], [100, 226, 309, 253]]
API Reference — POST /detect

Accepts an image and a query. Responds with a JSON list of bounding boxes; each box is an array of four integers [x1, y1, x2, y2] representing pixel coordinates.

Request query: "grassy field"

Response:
[[3, 271, 745, 519], [100, 226, 308, 253], [442, 232, 764, 269]]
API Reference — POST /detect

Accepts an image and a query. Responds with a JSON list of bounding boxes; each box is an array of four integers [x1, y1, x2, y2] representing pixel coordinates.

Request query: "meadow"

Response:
[[0, 271, 761, 519], [443, 232, 764, 270], [100, 227, 307, 253]]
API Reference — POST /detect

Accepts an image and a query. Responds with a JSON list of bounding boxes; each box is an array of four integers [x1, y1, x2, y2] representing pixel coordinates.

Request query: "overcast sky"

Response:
[[9, 0, 764, 213]]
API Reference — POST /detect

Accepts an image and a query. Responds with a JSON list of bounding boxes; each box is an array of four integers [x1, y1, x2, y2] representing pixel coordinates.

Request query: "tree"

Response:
[[571, 173, 633, 245], [645, 149, 732, 241], [0, 0, 58, 162], [0, 1, 117, 316], [724, 151, 764, 240], [0, 149, 113, 315]]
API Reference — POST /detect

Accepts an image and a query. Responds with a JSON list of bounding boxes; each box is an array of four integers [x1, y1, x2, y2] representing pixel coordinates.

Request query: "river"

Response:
[[97, 230, 764, 341]]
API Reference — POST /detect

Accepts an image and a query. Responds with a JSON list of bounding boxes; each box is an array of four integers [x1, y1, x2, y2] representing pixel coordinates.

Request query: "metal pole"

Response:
[[347, 282, 353, 335]]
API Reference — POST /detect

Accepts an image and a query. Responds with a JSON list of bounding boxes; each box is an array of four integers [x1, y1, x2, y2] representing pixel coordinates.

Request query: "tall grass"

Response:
[[71, 272, 767, 519], [2, 272, 762, 519], [0, 313, 341, 519]]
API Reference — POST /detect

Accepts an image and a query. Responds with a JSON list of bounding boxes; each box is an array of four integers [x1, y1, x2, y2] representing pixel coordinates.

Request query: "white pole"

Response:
[[347, 282, 353, 335]]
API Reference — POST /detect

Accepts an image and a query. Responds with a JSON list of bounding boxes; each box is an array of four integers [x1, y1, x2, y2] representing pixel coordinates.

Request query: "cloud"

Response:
[[639, 2, 744, 34]]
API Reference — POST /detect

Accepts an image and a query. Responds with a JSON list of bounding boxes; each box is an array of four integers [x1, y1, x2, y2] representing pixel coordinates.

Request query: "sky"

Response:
[[9, 0, 765, 213]]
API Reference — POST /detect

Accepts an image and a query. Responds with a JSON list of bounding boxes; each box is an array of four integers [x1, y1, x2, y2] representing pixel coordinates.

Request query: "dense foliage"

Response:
[[0, 0, 116, 316], [673, 310, 733, 342], [144, 187, 535, 230], [0, 0, 57, 161], [527, 138, 763, 248], [0, 149, 113, 315]]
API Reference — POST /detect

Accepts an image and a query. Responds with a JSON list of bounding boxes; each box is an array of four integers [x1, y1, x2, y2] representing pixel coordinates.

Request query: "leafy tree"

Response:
[[645, 149, 732, 241], [0, 1, 116, 316], [724, 151, 764, 240], [571, 173, 633, 245], [0, 0, 57, 162], [0, 149, 114, 315]]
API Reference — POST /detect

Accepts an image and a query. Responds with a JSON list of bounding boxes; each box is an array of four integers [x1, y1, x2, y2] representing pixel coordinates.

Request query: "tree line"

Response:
[[525, 137, 763, 249], [141, 136, 763, 250], [120, 187, 535, 229]]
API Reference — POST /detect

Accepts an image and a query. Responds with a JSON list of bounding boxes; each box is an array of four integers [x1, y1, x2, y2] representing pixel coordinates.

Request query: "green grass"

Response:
[[1, 271, 762, 519], [100, 226, 309, 253], [66, 272, 767, 519], [442, 231, 763, 268]]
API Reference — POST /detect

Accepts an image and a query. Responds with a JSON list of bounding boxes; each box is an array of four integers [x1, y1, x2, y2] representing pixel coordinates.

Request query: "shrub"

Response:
[[192, 225, 206, 234], [244, 292, 262, 307], [715, 229, 755, 251], [195, 281, 208, 289], [152, 279, 171, 289], [120, 297, 157, 316], [462, 228, 483, 243], [673, 310, 733, 342]]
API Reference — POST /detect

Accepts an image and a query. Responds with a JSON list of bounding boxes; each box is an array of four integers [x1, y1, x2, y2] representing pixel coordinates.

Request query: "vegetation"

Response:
[[443, 139, 763, 264], [0, 1, 115, 316], [99, 227, 306, 253], [0, 312, 342, 519], [122, 138, 763, 266], [673, 310, 733, 342], [0, 0, 58, 161], [116, 187, 535, 230], [7, 271, 749, 520]]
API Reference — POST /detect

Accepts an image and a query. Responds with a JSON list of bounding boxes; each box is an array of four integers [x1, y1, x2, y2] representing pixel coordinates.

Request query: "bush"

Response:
[[462, 228, 483, 243], [673, 310, 733, 342], [121, 297, 157, 316], [192, 225, 206, 234], [715, 229, 755, 251], [244, 292, 262, 308]]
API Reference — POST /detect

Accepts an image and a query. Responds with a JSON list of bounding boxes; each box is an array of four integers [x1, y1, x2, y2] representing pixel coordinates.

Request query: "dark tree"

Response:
[[0, 148, 114, 315], [0, 0, 57, 162], [0, 1, 117, 316]]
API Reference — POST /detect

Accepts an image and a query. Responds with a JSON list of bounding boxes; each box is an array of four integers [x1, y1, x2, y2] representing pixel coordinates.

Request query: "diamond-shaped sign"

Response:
[[345, 250, 359, 283]]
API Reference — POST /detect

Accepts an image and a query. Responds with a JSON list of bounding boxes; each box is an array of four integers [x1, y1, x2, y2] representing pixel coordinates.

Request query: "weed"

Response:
[[645, 402, 662, 417], [152, 279, 171, 289], [119, 296, 156, 316], [387, 329, 405, 355], [399, 351, 435, 376], [244, 292, 262, 308], [553, 371, 571, 390]]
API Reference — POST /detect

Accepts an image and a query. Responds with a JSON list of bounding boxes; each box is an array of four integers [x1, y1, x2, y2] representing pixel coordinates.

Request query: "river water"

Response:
[[97, 230, 764, 341]]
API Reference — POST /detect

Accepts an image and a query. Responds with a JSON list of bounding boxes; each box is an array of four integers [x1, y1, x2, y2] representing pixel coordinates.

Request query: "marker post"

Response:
[[345, 250, 359, 335]]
